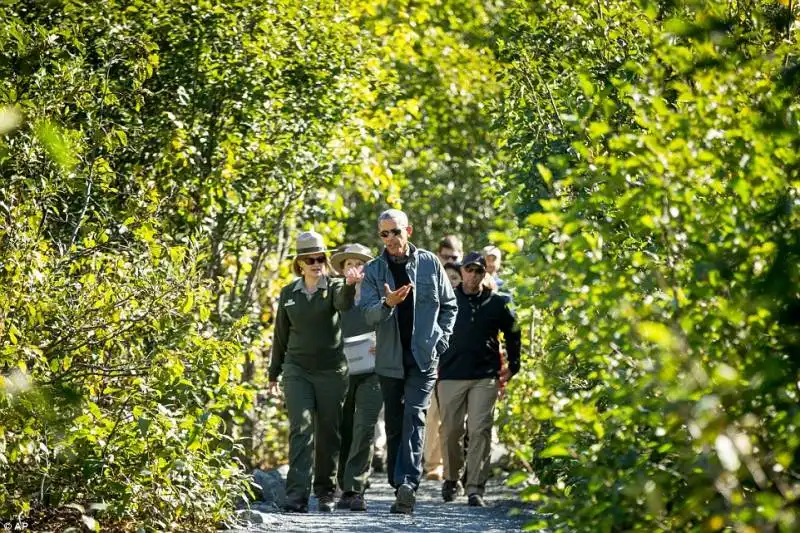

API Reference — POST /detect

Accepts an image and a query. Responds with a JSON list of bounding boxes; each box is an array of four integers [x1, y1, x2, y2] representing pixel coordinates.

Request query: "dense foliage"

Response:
[[495, 1, 800, 531], [2, 0, 798, 531], [0, 0, 503, 529]]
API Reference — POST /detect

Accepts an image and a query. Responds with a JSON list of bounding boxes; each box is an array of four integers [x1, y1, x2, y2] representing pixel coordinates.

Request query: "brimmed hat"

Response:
[[293, 230, 328, 257], [482, 245, 502, 260], [462, 251, 487, 269], [330, 243, 373, 274]]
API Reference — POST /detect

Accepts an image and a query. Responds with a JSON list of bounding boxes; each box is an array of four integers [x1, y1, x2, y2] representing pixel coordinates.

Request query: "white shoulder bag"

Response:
[[343, 332, 376, 375]]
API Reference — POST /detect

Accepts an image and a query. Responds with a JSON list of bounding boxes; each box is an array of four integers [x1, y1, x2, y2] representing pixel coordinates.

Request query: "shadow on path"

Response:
[[226, 471, 536, 532]]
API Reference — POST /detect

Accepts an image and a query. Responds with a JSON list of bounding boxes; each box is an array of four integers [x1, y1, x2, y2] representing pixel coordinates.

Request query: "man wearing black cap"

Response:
[[437, 251, 522, 507]]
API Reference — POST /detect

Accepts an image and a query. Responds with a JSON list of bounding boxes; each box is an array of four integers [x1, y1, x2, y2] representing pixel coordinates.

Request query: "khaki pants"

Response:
[[423, 390, 443, 472], [437, 378, 498, 496]]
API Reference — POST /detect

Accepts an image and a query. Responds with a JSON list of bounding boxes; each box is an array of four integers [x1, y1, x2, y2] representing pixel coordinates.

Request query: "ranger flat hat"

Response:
[[293, 230, 328, 257], [330, 243, 374, 274]]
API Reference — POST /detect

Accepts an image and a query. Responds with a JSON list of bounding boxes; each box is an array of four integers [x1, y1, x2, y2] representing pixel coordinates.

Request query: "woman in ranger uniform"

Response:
[[331, 243, 383, 512], [268, 231, 363, 513]]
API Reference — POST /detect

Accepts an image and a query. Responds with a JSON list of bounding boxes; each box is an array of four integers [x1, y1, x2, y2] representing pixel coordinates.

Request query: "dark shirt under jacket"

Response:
[[387, 256, 414, 352], [438, 285, 522, 381]]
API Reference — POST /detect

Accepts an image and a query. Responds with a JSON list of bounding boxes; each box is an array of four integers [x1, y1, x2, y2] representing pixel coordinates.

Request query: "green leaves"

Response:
[[0, 106, 22, 135], [636, 321, 679, 351], [540, 445, 572, 458], [496, 0, 800, 531], [4, 0, 797, 531], [33, 120, 78, 172]]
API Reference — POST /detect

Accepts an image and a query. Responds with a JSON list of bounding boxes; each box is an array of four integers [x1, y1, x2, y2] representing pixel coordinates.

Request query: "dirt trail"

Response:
[[225, 471, 535, 532]]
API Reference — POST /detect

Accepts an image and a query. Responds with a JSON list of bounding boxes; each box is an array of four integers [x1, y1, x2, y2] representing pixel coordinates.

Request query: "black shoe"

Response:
[[441, 480, 464, 502], [337, 492, 355, 510], [390, 483, 415, 514], [467, 493, 487, 507], [282, 501, 309, 513], [350, 493, 367, 512], [318, 495, 335, 513]]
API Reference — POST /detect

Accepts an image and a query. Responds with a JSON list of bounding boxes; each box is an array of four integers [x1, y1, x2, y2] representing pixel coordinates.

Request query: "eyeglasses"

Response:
[[464, 265, 486, 275], [379, 228, 403, 239], [301, 256, 327, 265]]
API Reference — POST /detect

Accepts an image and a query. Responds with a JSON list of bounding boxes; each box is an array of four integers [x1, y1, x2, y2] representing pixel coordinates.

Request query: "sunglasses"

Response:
[[464, 265, 486, 275], [379, 228, 404, 239], [301, 256, 327, 265]]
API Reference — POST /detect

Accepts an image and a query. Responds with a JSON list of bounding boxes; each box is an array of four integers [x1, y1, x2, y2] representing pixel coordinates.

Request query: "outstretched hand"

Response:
[[384, 283, 412, 307], [345, 266, 365, 285]]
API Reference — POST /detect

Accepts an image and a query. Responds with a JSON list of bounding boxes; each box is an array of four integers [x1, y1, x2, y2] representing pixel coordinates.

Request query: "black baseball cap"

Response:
[[461, 251, 486, 269]]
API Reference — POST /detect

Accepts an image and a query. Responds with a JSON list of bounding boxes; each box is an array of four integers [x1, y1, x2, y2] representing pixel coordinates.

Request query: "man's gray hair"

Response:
[[378, 209, 409, 228]]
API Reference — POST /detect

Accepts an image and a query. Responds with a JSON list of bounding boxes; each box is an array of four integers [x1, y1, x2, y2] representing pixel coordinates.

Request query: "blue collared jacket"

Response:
[[359, 244, 458, 378]]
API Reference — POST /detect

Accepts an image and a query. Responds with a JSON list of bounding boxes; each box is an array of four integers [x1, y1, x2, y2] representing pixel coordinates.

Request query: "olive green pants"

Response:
[[337, 372, 383, 494], [282, 363, 348, 504]]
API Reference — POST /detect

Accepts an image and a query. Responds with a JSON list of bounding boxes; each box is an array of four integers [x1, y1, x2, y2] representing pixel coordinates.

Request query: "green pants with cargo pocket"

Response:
[[283, 362, 348, 505], [337, 372, 383, 494]]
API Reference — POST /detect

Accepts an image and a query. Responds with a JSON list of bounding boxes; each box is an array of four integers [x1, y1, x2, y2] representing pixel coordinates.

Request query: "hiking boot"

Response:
[[350, 493, 367, 512], [337, 492, 355, 510], [441, 479, 464, 502], [467, 493, 487, 507], [318, 495, 335, 513], [282, 500, 308, 513], [390, 483, 415, 514]]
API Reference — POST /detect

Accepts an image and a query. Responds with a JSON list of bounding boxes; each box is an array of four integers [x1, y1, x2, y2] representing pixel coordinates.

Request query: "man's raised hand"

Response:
[[384, 283, 412, 307]]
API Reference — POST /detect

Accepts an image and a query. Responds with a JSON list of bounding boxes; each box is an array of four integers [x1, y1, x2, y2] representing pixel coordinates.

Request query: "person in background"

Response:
[[482, 245, 505, 290], [437, 234, 464, 265], [443, 262, 462, 290], [331, 243, 383, 512], [268, 231, 364, 513], [360, 209, 458, 514], [437, 252, 521, 507], [443, 259, 469, 490], [371, 408, 388, 473], [424, 235, 464, 481]]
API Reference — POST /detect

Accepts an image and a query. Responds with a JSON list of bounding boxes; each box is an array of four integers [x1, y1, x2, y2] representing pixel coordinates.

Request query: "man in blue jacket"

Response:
[[437, 251, 521, 507], [360, 209, 458, 514]]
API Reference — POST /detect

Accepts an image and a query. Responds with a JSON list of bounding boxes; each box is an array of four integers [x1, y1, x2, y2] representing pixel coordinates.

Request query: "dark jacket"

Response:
[[268, 276, 356, 381], [438, 285, 521, 381]]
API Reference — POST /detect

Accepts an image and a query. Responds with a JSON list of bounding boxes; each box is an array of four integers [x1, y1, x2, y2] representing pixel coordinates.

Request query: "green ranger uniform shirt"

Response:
[[269, 275, 356, 381]]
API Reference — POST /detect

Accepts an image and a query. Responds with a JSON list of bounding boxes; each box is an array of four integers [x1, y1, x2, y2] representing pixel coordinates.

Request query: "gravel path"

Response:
[[226, 471, 535, 532]]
